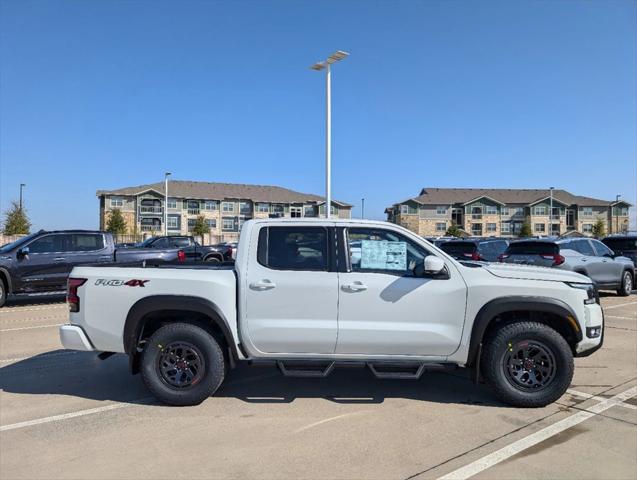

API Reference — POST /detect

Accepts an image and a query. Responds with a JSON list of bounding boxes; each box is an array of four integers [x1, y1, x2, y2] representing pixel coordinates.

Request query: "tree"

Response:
[[106, 208, 127, 234], [518, 222, 532, 238], [591, 219, 606, 239], [192, 215, 210, 244], [445, 223, 463, 237], [2, 201, 31, 235]]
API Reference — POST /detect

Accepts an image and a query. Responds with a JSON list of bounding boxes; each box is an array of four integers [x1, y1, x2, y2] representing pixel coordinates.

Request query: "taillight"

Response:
[[540, 253, 565, 266], [498, 254, 510, 262], [177, 250, 186, 262], [463, 252, 482, 261], [67, 278, 87, 313]]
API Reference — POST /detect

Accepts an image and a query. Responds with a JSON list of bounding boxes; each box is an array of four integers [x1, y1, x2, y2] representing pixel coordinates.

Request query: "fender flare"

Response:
[[0, 267, 13, 294], [467, 296, 582, 366], [123, 295, 238, 361]]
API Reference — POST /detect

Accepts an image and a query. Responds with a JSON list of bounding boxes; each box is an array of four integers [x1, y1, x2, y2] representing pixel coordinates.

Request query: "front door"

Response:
[[17, 233, 73, 292], [243, 225, 338, 355], [336, 226, 467, 356]]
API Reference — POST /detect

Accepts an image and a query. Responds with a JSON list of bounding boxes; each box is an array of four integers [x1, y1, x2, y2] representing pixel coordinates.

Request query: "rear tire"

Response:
[[204, 255, 221, 264], [141, 323, 225, 406], [617, 271, 633, 297], [0, 280, 6, 308], [482, 321, 573, 407]]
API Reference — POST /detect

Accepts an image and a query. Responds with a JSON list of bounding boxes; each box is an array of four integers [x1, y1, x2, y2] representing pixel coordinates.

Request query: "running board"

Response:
[[367, 362, 426, 379], [277, 361, 335, 378]]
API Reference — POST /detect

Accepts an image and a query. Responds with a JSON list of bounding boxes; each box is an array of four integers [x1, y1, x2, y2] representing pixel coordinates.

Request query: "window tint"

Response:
[[573, 240, 595, 256], [591, 240, 613, 257], [258, 227, 328, 271], [151, 238, 169, 249], [73, 234, 104, 252], [169, 237, 191, 248], [441, 241, 477, 258], [348, 228, 430, 276], [28, 234, 71, 253], [603, 238, 637, 252], [506, 242, 558, 255]]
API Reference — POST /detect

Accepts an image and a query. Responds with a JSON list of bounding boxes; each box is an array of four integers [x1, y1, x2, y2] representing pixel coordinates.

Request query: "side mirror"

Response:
[[18, 246, 29, 257], [424, 255, 445, 275]]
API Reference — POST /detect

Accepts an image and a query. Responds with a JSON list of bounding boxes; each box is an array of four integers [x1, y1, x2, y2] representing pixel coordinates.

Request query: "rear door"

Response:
[[18, 233, 73, 291], [69, 233, 111, 267], [242, 225, 338, 354], [590, 239, 625, 286], [504, 242, 556, 267]]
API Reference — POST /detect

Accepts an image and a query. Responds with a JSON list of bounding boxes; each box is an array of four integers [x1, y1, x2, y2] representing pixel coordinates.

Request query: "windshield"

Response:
[[138, 237, 157, 247], [602, 238, 637, 252], [506, 242, 558, 255], [0, 232, 39, 253]]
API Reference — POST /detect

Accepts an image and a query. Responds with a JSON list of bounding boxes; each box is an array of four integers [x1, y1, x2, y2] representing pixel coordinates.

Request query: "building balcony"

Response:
[[139, 206, 163, 215], [187, 208, 201, 215], [141, 225, 161, 232]]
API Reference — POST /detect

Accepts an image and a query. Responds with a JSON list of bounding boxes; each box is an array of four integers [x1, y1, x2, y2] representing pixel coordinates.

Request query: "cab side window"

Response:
[[73, 234, 104, 252], [28, 234, 71, 253], [347, 228, 431, 276], [258, 226, 329, 271]]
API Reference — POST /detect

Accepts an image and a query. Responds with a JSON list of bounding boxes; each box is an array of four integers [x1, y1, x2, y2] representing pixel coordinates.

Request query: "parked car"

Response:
[[0, 230, 186, 307], [131, 236, 233, 263], [439, 238, 509, 262], [602, 235, 637, 266], [424, 236, 456, 247], [60, 218, 603, 408], [499, 238, 635, 296]]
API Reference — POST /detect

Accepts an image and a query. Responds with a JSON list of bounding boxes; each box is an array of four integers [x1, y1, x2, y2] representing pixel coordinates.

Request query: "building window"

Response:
[[290, 207, 302, 218], [534, 223, 546, 233], [167, 216, 179, 230], [222, 217, 236, 231], [485, 206, 497, 215], [271, 204, 284, 215], [257, 203, 270, 213], [582, 223, 593, 233], [533, 206, 547, 216], [471, 223, 482, 236], [222, 202, 234, 213], [204, 200, 218, 211], [501, 207, 509, 216], [187, 201, 200, 215], [618, 207, 629, 216], [501, 222, 511, 234], [239, 202, 252, 215], [187, 219, 197, 231], [582, 207, 593, 217], [513, 207, 524, 216], [400, 204, 409, 215], [110, 197, 124, 207], [436, 206, 446, 215], [486, 223, 497, 233], [471, 207, 482, 220], [166, 198, 177, 209], [206, 219, 217, 229], [435, 222, 446, 232], [304, 205, 317, 217]]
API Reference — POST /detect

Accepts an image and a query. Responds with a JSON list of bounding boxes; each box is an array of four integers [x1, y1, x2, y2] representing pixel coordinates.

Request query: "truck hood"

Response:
[[483, 263, 591, 284]]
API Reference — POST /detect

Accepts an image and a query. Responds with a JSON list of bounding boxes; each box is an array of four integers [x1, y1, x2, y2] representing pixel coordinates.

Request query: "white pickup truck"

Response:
[[59, 219, 604, 407]]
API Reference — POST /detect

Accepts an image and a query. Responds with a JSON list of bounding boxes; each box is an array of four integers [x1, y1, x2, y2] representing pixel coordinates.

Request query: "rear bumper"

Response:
[[574, 304, 604, 357], [59, 325, 95, 351]]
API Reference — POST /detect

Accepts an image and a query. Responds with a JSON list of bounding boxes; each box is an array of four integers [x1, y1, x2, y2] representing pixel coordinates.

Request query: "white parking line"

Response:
[[606, 315, 637, 320], [0, 398, 153, 432], [567, 388, 637, 411], [0, 323, 63, 332], [295, 411, 365, 433], [604, 301, 637, 310], [437, 386, 637, 480]]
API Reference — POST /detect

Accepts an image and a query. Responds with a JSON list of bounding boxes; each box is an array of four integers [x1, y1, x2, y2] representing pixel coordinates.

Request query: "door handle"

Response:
[[54, 257, 66, 262], [342, 282, 368, 292], [249, 279, 276, 290]]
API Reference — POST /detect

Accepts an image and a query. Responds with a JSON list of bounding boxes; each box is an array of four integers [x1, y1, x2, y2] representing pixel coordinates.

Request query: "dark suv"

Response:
[[439, 238, 509, 262], [602, 235, 637, 266]]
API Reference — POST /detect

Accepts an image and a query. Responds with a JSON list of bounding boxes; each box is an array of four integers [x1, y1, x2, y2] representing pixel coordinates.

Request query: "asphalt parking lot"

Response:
[[0, 294, 636, 480]]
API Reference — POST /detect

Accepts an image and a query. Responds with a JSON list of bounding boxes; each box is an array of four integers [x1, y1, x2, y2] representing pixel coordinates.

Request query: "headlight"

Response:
[[565, 282, 598, 304]]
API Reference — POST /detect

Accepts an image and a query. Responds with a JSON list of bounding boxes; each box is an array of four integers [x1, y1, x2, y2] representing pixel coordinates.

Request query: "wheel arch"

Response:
[[466, 296, 583, 367], [123, 295, 238, 373]]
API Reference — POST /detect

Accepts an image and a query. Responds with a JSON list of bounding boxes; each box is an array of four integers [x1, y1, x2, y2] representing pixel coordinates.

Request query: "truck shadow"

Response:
[[3, 295, 66, 308], [0, 351, 502, 407]]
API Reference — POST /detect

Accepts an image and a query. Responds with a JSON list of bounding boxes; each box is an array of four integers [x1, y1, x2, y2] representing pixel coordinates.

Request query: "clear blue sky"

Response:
[[1, 0, 636, 230]]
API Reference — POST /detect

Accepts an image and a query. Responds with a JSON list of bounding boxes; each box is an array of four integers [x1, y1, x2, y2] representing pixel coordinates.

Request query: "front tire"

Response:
[[482, 321, 573, 407], [140, 323, 225, 406], [617, 271, 633, 297], [0, 280, 6, 308]]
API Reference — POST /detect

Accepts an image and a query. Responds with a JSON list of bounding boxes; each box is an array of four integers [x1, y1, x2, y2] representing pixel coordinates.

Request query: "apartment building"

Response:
[[97, 180, 352, 240], [386, 188, 631, 237]]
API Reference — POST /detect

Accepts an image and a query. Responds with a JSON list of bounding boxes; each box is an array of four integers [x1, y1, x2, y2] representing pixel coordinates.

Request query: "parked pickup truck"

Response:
[[0, 230, 185, 307], [121, 235, 233, 263], [59, 219, 604, 407]]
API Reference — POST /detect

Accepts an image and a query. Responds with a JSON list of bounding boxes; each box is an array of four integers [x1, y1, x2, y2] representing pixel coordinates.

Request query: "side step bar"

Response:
[[277, 361, 335, 378]]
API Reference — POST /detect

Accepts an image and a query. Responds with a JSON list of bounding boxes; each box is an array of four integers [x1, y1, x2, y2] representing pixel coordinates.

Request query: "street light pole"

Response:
[[164, 172, 171, 235], [549, 187, 554, 236], [615, 194, 621, 234], [310, 51, 349, 219], [19, 183, 26, 211], [361, 198, 365, 219]]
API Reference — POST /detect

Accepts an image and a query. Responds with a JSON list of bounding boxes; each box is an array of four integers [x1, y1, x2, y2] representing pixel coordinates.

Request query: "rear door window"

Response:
[[591, 240, 613, 257], [506, 242, 558, 255], [73, 234, 104, 252], [440, 242, 476, 258], [151, 238, 169, 249], [258, 226, 329, 271], [573, 240, 595, 256]]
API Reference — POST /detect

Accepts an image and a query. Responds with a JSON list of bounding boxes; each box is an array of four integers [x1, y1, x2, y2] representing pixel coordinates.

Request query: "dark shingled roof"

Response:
[[97, 180, 352, 207], [389, 188, 629, 208]]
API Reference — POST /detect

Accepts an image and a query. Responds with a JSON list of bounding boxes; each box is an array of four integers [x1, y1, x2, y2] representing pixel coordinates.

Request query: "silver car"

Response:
[[501, 238, 635, 296]]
